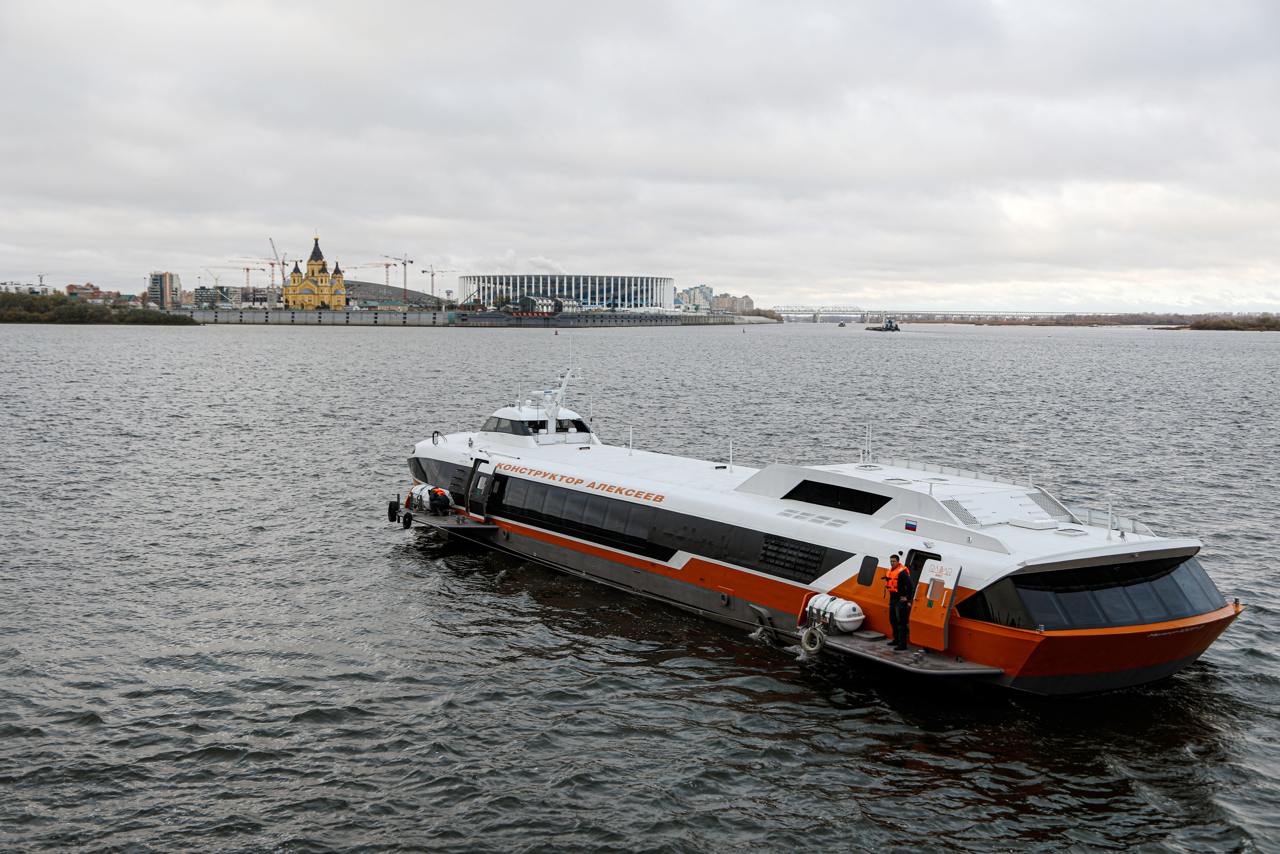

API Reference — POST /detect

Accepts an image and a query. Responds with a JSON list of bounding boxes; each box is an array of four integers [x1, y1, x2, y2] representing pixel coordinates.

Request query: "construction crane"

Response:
[[213, 264, 267, 290], [347, 261, 397, 289], [232, 240, 288, 305], [383, 254, 414, 305], [207, 264, 267, 306], [419, 264, 457, 299]]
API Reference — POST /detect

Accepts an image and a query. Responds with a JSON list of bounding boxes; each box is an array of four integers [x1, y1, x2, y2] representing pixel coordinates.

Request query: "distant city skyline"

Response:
[[2, 2, 1278, 311]]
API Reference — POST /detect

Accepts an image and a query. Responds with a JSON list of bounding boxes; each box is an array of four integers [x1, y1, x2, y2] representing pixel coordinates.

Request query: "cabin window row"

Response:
[[493, 475, 853, 585], [494, 475, 676, 561], [956, 557, 1226, 631], [409, 457, 861, 587], [480, 417, 592, 436]]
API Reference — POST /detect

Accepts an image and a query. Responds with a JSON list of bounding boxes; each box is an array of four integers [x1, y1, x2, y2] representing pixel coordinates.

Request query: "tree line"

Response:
[[0, 293, 197, 325]]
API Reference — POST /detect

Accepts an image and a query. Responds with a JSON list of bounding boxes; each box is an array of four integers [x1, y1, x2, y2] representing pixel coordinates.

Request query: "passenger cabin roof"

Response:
[[420, 428, 1189, 566]]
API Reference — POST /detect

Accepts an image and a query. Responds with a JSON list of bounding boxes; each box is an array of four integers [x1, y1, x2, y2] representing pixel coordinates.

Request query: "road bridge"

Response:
[[771, 306, 1130, 322]]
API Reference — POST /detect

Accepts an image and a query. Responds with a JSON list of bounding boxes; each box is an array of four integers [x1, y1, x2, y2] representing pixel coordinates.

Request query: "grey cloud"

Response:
[[1, 0, 1278, 309]]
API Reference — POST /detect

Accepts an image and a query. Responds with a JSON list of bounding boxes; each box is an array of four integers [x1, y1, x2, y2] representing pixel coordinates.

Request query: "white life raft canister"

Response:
[[409, 483, 438, 509], [805, 594, 865, 633]]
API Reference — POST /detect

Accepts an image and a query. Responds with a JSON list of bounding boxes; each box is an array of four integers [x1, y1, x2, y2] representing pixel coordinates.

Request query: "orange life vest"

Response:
[[886, 564, 908, 594]]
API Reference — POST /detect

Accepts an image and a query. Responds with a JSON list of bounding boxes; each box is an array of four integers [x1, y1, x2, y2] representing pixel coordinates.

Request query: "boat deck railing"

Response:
[[1063, 505, 1156, 537], [871, 455, 1031, 488], [870, 455, 1156, 536]]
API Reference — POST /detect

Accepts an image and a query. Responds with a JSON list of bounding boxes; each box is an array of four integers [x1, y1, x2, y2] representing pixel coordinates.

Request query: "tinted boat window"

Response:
[[958, 555, 1226, 631], [488, 475, 854, 584], [1093, 585, 1139, 625], [541, 485, 565, 520], [1171, 562, 1217, 613], [581, 495, 608, 529], [603, 500, 630, 534], [1017, 588, 1070, 630], [1124, 581, 1165, 623], [504, 477, 528, 508], [625, 505, 653, 540], [1056, 590, 1105, 628], [857, 555, 879, 586], [1184, 558, 1226, 609], [1149, 572, 1195, 619]]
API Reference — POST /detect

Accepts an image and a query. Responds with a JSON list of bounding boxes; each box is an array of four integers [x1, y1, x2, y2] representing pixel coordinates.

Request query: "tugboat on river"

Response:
[[388, 370, 1241, 695], [867, 317, 901, 331]]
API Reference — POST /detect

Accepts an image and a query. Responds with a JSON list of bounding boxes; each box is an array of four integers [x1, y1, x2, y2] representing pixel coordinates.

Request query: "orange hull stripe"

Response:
[[493, 518, 810, 614]]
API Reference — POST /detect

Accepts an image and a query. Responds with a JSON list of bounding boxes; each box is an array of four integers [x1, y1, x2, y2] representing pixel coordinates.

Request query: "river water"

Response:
[[1, 322, 1277, 852]]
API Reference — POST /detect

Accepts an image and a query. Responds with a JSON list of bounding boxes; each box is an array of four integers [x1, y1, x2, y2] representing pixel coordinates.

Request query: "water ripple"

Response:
[[1, 323, 1277, 851]]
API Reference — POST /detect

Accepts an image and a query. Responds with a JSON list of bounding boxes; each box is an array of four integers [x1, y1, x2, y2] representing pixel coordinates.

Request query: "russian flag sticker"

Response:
[[905, 520, 918, 532]]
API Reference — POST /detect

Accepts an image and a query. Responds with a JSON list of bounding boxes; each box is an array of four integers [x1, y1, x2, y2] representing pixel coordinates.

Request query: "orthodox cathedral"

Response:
[[283, 237, 347, 310]]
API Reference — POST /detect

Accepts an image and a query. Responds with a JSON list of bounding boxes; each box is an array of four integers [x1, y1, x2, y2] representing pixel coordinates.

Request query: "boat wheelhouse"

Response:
[[391, 374, 1241, 695]]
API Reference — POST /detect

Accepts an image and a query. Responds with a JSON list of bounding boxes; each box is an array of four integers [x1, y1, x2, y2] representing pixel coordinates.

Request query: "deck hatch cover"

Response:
[[781, 480, 891, 515]]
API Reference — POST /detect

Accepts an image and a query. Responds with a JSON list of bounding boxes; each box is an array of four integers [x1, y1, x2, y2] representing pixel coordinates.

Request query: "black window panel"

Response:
[[491, 479, 675, 562], [504, 477, 528, 509], [782, 480, 892, 515], [1183, 558, 1226, 609], [959, 556, 1224, 631], [603, 500, 630, 534], [957, 588, 992, 622], [562, 491, 588, 525], [581, 495, 608, 529], [857, 555, 879, 586], [1124, 581, 1166, 623], [489, 477, 852, 585], [1109, 556, 1184, 586], [1018, 588, 1071, 630], [524, 483, 550, 517], [1056, 589, 1106, 628], [624, 505, 653, 540], [481, 417, 500, 432], [963, 579, 1036, 629], [724, 527, 759, 568], [1149, 572, 1195, 619], [1171, 563, 1214, 614], [1172, 561, 1223, 613], [1093, 585, 1139, 625], [408, 457, 430, 482], [498, 418, 531, 436]]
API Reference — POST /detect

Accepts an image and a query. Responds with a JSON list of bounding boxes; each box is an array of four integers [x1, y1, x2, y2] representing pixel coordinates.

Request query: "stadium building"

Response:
[[459, 274, 675, 311]]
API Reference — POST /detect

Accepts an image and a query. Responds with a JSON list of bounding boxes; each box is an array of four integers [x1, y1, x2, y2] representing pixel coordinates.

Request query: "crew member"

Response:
[[428, 487, 451, 516], [885, 553, 914, 650]]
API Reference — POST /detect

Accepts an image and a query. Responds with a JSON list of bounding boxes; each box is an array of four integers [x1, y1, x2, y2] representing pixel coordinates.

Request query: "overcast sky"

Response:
[[2, 1, 1278, 310]]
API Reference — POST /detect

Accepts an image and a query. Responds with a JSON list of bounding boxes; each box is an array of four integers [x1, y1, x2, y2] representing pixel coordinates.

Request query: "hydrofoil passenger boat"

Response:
[[389, 372, 1241, 695]]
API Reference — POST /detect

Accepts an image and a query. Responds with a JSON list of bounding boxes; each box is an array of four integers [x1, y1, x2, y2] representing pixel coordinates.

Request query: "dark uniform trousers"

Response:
[[890, 596, 911, 647]]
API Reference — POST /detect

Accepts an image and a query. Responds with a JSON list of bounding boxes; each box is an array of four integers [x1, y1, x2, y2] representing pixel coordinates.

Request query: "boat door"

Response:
[[464, 457, 497, 518], [908, 558, 963, 652]]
